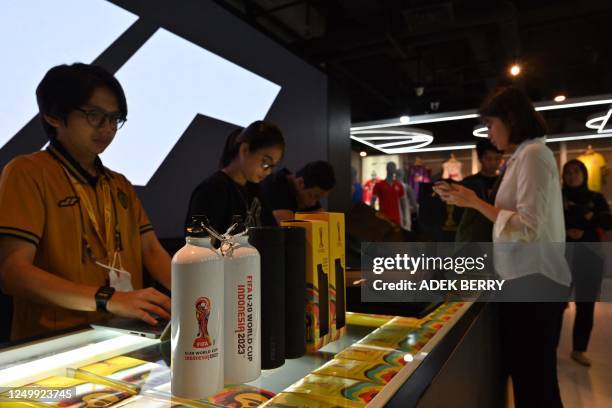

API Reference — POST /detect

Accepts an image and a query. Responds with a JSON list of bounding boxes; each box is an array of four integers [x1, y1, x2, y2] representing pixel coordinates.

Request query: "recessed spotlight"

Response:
[[509, 64, 521, 77], [400, 115, 410, 124], [360, 151, 367, 157], [554, 95, 566, 102]]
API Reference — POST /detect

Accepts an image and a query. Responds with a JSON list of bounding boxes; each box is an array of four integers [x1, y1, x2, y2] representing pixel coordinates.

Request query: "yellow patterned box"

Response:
[[335, 344, 408, 367], [357, 326, 414, 349], [262, 392, 344, 407], [74, 356, 170, 393], [346, 312, 394, 328], [383, 316, 422, 329], [114, 395, 198, 407], [358, 325, 436, 353], [145, 383, 212, 407], [146, 383, 274, 407], [207, 384, 275, 407], [312, 358, 400, 385], [281, 219, 331, 351], [13, 375, 133, 407], [296, 212, 346, 341], [0, 401, 46, 407], [284, 374, 382, 407]]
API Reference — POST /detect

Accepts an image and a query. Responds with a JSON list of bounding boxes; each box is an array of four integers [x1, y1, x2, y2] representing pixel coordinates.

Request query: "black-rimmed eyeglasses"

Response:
[[75, 108, 127, 130]]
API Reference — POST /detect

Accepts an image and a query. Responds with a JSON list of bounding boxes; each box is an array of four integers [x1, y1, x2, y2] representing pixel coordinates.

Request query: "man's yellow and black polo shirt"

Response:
[[0, 140, 153, 340]]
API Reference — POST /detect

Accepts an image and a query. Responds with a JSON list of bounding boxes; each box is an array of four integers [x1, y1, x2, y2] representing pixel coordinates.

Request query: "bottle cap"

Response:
[[186, 215, 210, 237]]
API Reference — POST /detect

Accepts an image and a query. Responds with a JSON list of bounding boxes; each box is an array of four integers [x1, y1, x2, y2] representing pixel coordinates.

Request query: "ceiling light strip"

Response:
[[360, 136, 422, 141], [377, 140, 422, 148], [353, 133, 612, 154], [535, 99, 612, 112], [382, 144, 476, 154], [350, 135, 386, 153], [546, 133, 612, 143], [351, 95, 612, 131]]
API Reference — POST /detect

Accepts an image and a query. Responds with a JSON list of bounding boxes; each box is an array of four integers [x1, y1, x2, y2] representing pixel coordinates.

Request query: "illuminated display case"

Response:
[[0, 302, 505, 407]]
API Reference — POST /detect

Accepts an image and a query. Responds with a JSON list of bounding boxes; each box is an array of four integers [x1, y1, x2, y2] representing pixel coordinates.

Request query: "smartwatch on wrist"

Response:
[[95, 286, 116, 312]]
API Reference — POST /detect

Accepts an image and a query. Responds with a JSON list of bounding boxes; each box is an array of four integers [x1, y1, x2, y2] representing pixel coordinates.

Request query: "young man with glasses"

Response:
[[0, 63, 172, 341]]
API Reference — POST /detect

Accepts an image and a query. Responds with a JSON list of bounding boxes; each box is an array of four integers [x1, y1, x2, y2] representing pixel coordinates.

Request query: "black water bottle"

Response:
[[248, 227, 285, 369], [283, 226, 306, 358]]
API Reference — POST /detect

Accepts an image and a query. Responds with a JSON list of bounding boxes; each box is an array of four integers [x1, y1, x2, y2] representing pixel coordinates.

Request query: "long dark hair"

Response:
[[219, 121, 285, 168], [478, 85, 547, 144]]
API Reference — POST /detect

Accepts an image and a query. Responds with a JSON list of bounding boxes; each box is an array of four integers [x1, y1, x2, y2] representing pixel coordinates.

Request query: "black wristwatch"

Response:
[[95, 286, 116, 312]]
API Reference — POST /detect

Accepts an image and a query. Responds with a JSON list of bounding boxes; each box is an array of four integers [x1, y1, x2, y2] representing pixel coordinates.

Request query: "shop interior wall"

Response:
[[354, 138, 612, 204], [401, 151, 474, 181], [0, 0, 334, 238], [359, 151, 475, 183]]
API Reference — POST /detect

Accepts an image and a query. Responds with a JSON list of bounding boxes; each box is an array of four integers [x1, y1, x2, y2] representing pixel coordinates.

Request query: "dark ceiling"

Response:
[[215, 0, 612, 145]]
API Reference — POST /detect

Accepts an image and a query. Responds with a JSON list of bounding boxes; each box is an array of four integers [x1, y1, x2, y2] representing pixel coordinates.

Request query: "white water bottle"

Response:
[[171, 217, 224, 398], [222, 227, 261, 384]]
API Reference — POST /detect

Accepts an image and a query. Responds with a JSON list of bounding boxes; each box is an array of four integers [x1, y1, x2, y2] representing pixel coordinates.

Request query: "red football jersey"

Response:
[[373, 180, 405, 225], [362, 178, 379, 205]]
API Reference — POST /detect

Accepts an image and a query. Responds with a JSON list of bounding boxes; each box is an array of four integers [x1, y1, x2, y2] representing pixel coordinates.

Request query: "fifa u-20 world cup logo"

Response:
[[193, 297, 213, 348]]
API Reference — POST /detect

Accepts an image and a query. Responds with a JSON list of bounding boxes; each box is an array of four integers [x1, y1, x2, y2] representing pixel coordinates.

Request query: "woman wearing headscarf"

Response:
[[562, 159, 612, 366]]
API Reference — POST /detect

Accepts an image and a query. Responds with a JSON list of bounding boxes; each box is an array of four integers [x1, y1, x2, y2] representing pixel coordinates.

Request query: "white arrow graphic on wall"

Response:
[[103, 28, 282, 185], [0, 0, 138, 151]]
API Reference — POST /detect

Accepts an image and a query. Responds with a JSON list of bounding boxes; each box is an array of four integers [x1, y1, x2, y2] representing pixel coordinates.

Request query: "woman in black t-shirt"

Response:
[[186, 121, 285, 235], [562, 159, 612, 366]]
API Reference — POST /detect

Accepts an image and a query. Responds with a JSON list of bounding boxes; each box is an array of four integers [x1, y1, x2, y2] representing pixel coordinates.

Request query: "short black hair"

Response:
[[478, 85, 546, 144], [36, 63, 127, 138], [296, 160, 336, 190], [475, 139, 501, 159]]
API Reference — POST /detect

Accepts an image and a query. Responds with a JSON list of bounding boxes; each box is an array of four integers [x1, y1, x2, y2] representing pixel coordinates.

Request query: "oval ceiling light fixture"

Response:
[[359, 151, 367, 157], [400, 115, 410, 124], [473, 124, 488, 138], [585, 108, 612, 134], [350, 128, 433, 154], [554, 95, 566, 103], [509, 63, 521, 77]]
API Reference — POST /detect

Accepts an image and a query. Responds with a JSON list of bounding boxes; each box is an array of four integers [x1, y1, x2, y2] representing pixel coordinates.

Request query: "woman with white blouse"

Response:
[[435, 86, 569, 408]]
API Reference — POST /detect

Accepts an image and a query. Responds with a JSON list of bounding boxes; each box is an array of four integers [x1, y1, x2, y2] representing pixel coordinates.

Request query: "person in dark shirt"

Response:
[[260, 160, 336, 223], [455, 139, 502, 242], [562, 159, 612, 366], [186, 121, 285, 235]]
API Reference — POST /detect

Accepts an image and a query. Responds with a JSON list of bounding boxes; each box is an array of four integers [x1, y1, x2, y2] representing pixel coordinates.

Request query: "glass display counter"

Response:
[[0, 302, 484, 407]]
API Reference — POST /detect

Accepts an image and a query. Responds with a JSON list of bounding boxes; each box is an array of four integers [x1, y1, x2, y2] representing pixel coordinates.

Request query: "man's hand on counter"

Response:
[[106, 287, 171, 325]]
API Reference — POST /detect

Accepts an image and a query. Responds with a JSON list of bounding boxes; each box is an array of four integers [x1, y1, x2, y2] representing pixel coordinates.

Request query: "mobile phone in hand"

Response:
[[433, 181, 452, 190]]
